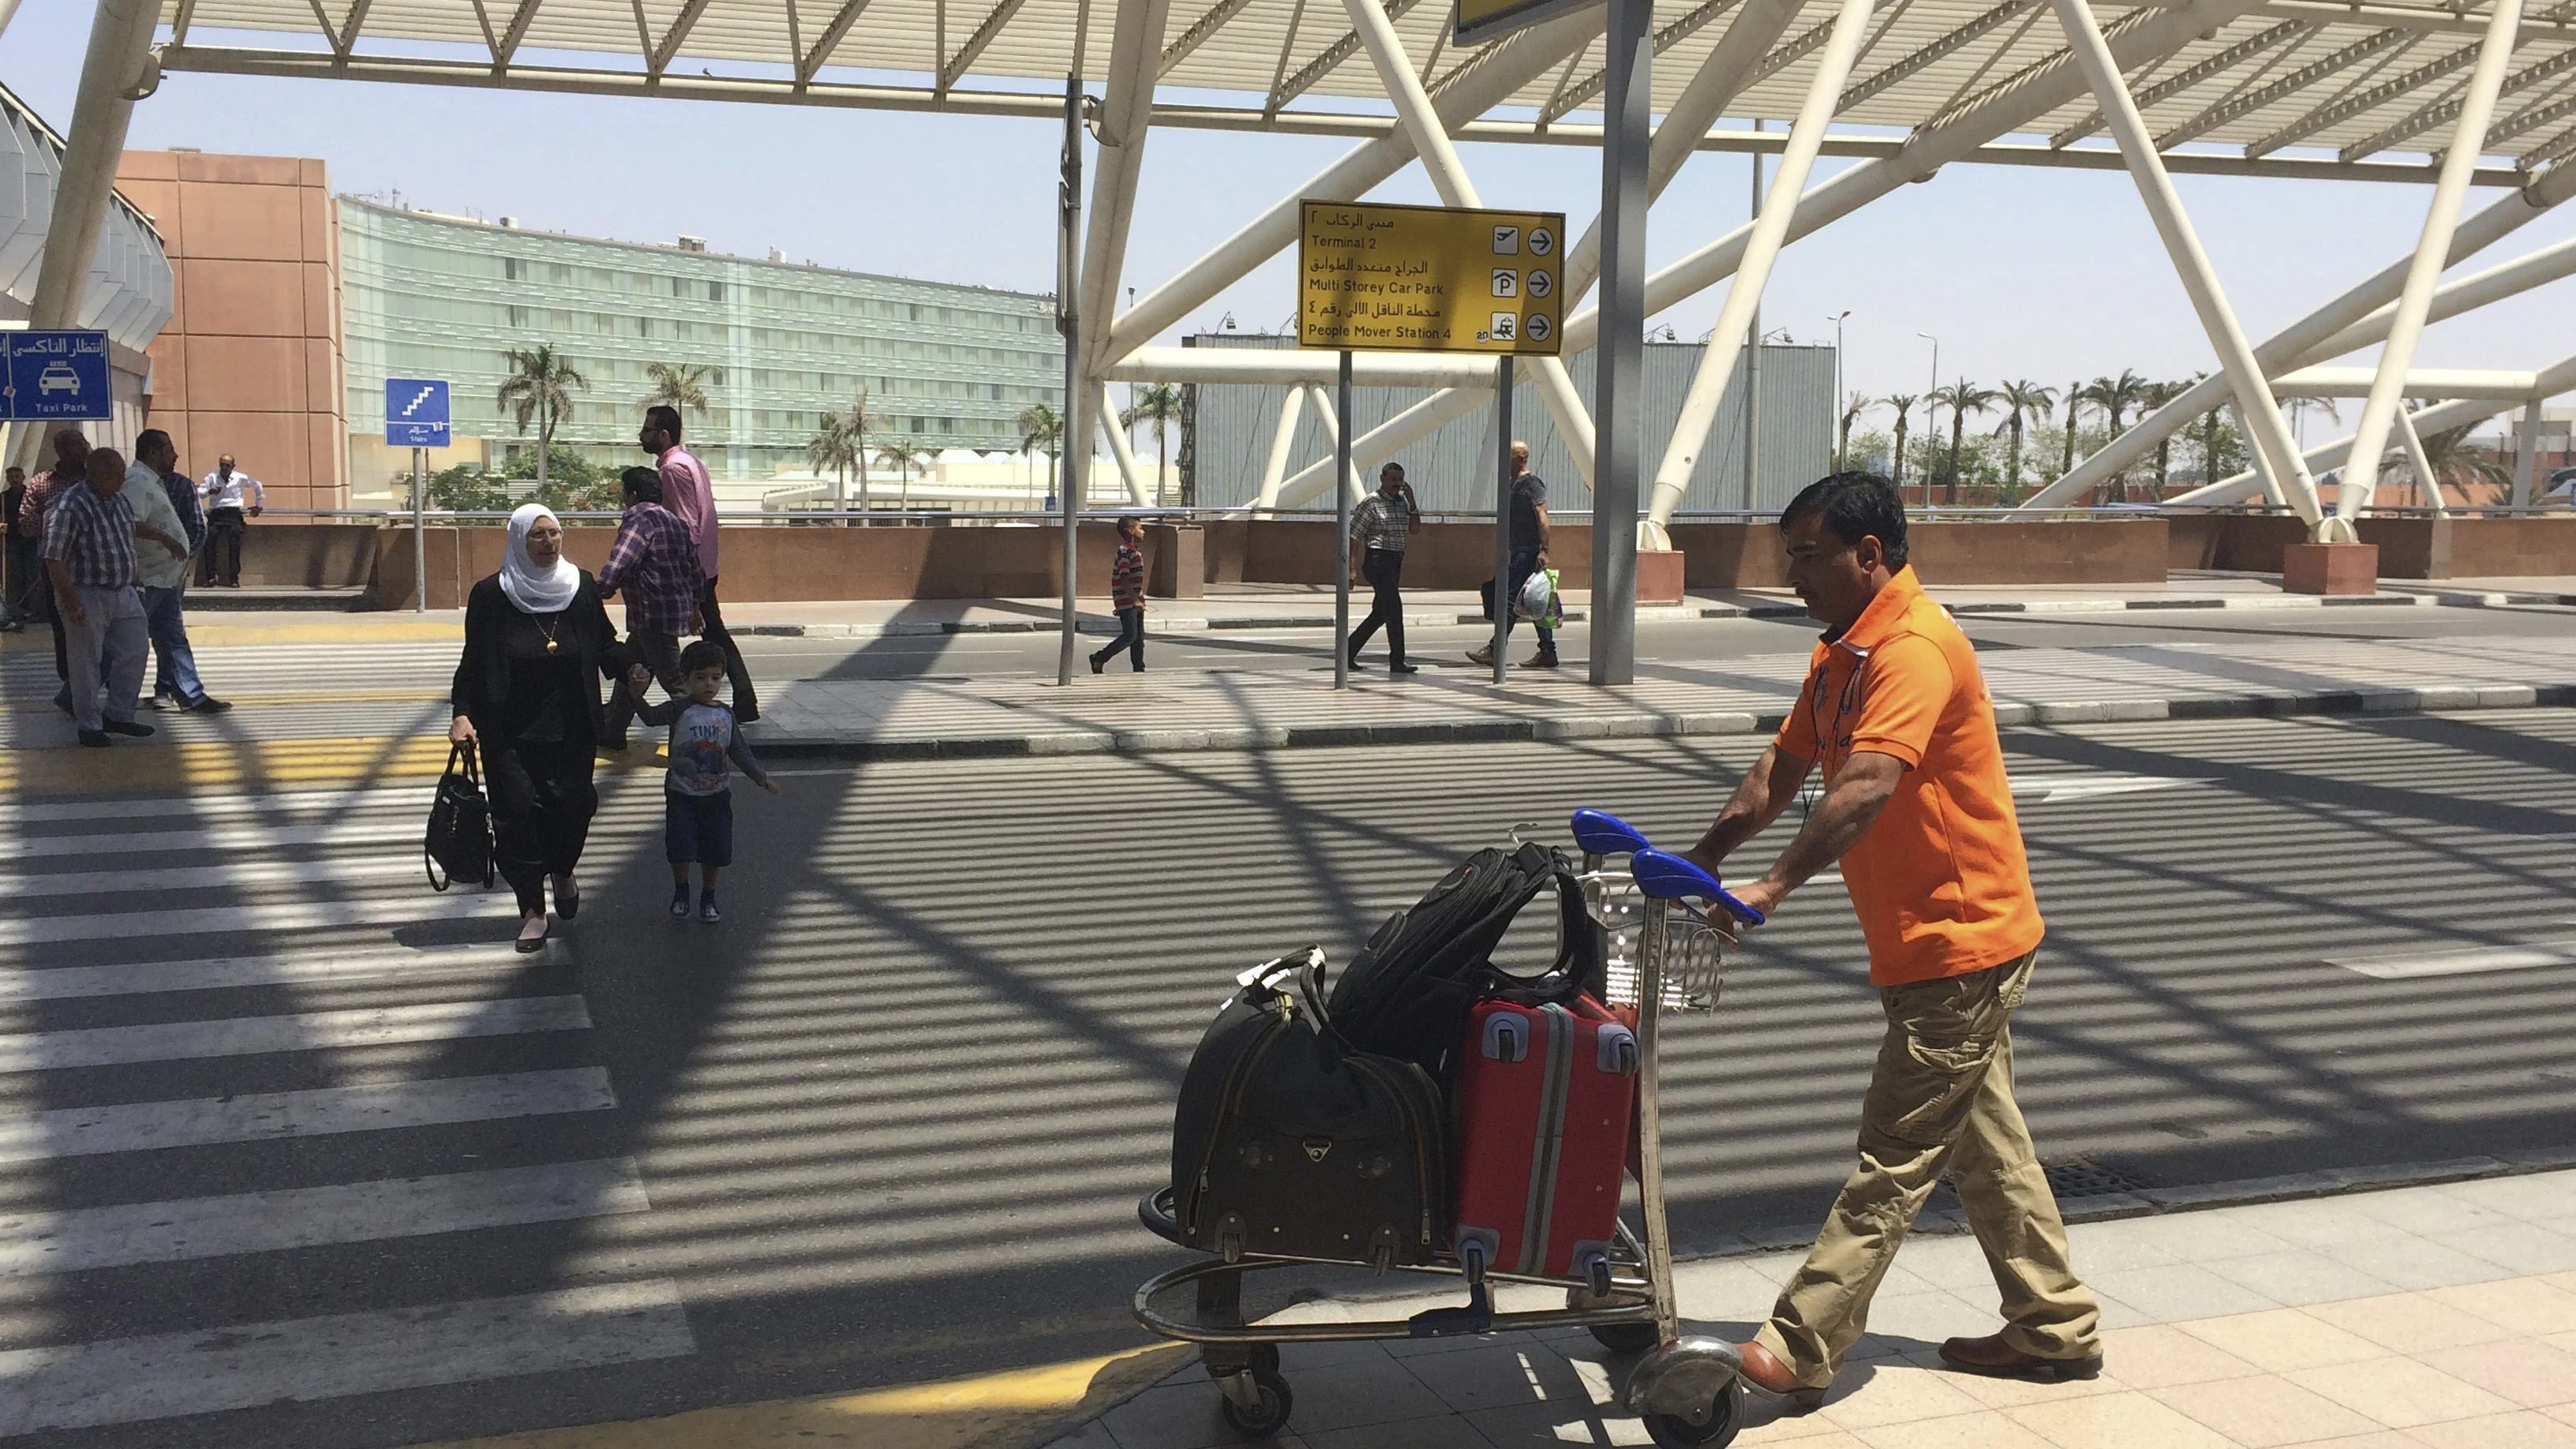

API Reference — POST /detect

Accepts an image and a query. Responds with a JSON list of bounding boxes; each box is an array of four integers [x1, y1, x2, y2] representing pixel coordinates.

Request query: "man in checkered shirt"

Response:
[[598, 466, 707, 751], [1346, 462, 1421, 673], [44, 447, 163, 746]]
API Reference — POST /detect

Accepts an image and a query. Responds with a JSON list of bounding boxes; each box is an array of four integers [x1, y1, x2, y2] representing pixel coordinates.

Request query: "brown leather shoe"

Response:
[[1734, 1339, 1828, 1412], [1938, 1334, 2104, 1382]]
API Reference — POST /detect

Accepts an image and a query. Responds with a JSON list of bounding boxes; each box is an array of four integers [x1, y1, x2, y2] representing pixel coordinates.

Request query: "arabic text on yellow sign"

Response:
[[1297, 200, 1567, 356]]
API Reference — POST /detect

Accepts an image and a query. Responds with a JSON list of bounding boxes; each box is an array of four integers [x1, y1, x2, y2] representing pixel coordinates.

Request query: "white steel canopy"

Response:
[[159, 0, 2576, 178]]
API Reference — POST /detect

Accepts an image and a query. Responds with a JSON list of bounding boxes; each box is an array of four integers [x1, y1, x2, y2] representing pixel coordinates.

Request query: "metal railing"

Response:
[[275, 500, 2576, 526]]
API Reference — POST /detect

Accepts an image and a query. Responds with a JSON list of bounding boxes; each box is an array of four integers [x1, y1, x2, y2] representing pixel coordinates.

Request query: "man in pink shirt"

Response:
[[641, 406, 757, 721]]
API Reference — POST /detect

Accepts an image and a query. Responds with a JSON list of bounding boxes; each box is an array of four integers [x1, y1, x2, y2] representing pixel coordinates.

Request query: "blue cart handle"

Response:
[[1570, 808, 1654, 857], [1632, 848, 1766, 927]]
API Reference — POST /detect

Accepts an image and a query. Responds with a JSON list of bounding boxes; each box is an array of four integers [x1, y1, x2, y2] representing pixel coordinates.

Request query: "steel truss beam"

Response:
[[492, 0, 546, 70], [1271, 0, 2260, 505], [1275, 0, 1429, 110], [2021, 163, 2576, 510], [2056, 0, 2325, 524], [649, 0, 716, 77], [2335, 0, 2527, 528], [2492, 61, 2576, 143], [798, 0, 874, 83], [2051, 21, 2308, 147], [1647, 0, 1879, 540], [2346, 39, 2576, 157], [2161, 27, 2410, 146], [1160, 0, 1256, 73], [2252, 34, 2478, 155], [1541, 0, 1743, 128], [942, 0, 1029, 90], [1840, 0, 2032, 111]]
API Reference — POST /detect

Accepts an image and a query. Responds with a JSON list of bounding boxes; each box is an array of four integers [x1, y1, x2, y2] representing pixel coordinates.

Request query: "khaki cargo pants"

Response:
[[1753, 950, 2100, 1387]]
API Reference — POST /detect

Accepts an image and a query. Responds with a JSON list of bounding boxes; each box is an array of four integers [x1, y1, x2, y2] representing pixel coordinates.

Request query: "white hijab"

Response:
[[498, 503, 579, 614]]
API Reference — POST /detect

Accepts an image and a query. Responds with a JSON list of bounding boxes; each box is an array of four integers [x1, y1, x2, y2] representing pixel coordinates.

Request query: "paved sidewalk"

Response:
[[1064, 1163, 2576, 1449], [745, 633, 2576, 758]]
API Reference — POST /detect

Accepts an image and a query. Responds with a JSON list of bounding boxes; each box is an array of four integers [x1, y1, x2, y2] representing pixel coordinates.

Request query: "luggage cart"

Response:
[[1133, 809, 1765, 1447]]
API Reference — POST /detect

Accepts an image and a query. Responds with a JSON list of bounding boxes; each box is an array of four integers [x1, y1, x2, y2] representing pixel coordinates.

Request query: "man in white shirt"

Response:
[[132, 431, 227, 713], [196, 455, 262, 587]]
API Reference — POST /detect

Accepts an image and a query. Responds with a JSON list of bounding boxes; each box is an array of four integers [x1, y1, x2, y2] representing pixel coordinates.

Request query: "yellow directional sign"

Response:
[[1298, 200, 1567, 356]]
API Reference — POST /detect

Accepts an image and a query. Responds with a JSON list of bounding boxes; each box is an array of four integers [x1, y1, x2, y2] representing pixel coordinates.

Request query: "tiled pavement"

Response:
[[1060, 1165, 2576, 1449]]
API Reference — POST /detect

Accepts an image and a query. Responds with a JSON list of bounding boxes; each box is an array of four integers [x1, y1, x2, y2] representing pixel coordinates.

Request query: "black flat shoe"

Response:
[[552, 878, 580, 921], [514, 916, 550, 953], [101, 721, 154, 737]]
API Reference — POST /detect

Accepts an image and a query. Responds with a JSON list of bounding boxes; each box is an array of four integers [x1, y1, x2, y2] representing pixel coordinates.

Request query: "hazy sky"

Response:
[[9, 4, 2572, 421]]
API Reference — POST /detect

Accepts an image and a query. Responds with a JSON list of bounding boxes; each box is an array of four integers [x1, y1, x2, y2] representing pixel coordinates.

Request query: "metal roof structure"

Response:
[[156, 0, 2576, 178]]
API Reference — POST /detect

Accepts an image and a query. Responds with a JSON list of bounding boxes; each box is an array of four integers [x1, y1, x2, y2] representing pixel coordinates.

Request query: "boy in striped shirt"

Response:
[[1089, 517, 1148, 673]]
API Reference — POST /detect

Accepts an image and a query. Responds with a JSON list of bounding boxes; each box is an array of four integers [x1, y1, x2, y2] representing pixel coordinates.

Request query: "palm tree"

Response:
[[1122, 384, 1184, 507], [2083, 369, 2151, 503], [1932, 380, 2001, 504], [2060, 379, 2083, 479], [1885, 395, 1917, 487], [806, 410, 859, 515], [496, 343, 590, 491], [1994, 380, 2057, 499], [1836, 391, 1871, 470], [845, 390, 880, 511], [873, 439, 924, 519], [2139, 380, 2192, 496], [2195, 391, 2229, 488], [1018, 402, 1064, 502], [2413, 421, 2515, 507], [642, 361, 712, 421]]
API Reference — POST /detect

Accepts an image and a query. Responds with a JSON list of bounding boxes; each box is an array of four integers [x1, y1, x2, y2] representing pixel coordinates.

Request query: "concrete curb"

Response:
[[733, 589, 2574, 641], [748, 680, 2576, 761]]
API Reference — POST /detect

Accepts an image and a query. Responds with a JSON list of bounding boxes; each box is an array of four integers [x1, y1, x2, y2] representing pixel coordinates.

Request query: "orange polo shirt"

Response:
[[1776, 566, 2044, 987]]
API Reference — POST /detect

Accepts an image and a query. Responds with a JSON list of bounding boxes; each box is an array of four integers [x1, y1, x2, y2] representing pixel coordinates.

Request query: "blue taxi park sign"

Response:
[[2, 331, 111, 421]]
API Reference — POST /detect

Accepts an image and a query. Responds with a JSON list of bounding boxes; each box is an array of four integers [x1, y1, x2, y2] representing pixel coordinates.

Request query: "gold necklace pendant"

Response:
[[545, 637, 560, 653]]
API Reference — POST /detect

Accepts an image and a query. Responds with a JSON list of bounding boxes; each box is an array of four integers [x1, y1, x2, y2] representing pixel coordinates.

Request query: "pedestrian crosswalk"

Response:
[[0, 780, 695, 1443]]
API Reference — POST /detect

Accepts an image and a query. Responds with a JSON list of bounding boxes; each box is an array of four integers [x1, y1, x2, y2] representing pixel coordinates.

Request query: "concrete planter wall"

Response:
[[2167, 514, 2576, 579]]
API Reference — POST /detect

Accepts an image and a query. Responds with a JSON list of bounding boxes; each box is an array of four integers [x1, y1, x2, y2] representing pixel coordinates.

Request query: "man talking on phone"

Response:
[[1679, 472, 2099, 1407]]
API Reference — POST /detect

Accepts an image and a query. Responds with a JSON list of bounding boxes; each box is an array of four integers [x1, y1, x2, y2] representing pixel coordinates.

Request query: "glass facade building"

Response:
[[338, 198, 1062, 481]]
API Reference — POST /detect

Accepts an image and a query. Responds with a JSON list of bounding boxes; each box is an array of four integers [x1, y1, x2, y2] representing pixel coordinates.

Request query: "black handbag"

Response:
[[425, 740, 494, 891]]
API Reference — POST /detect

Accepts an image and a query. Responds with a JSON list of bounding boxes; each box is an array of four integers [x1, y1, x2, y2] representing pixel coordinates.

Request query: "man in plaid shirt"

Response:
[[599, 466, 706, 750], [1346, 462, 1421, 673], [44, 447, 158, 746]]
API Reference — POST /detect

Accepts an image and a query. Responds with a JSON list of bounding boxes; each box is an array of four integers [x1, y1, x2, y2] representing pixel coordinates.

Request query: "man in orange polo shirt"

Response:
[[1681, 472, 2100, 1406]]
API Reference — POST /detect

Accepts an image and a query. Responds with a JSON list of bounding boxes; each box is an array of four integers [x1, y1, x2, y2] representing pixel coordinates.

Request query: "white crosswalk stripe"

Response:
[[0, 780, 695, 1442]]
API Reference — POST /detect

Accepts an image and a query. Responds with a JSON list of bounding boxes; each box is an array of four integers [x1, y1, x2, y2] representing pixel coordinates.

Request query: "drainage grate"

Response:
[[2042, 1159, 2151, 1199]]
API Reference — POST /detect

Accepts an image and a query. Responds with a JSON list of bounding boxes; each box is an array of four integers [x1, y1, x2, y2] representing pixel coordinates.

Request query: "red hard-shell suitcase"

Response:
[[1451, 995, 1639, 1287]]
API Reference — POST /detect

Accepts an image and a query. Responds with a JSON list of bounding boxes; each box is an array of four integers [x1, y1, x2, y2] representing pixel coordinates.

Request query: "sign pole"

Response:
[[1492, 355, 1512, 686], [1335, 347, 1354, 691], [1589, 0, 1649, 687], [410, 447, 426, 614], [1055, 73, 1084, 688]]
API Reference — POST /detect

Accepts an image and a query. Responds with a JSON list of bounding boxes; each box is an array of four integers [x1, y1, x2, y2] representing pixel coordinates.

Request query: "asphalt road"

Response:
[[6, 709, 2576, 1445]]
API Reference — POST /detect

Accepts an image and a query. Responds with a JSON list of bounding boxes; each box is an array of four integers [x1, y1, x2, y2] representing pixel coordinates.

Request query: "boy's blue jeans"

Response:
[[1091, 605, 1144, 671]]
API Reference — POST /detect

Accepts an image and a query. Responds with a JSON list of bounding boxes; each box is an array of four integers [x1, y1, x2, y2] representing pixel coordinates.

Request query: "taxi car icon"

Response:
[[36, 361, 79, 396]]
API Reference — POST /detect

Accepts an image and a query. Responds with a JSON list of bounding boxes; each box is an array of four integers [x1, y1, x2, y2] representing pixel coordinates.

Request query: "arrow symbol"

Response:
[[399, 386, 436, 417]]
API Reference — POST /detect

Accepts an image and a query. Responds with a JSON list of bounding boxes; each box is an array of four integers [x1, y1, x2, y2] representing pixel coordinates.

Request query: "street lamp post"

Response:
[[1915, 330, 1938, 499], [1827, 310, 1850, 466]]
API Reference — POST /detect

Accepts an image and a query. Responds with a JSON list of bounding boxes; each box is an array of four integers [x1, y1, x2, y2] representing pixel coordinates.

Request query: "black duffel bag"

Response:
[[1171, 949, 1445, 1271], [425, 740, 494, 891], [1325, 840, 1599, 1081]]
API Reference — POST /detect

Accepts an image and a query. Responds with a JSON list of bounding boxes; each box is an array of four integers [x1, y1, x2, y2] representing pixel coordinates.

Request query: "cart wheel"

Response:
[[1218, 1370, 1294, 1437], [1642, 1377, 1739, 1448], [1567, 1286, 1661, 1355]]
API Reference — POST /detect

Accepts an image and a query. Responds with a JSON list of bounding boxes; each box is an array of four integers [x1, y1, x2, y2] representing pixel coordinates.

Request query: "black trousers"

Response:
[[201, 508, 246, 586], [485, 736, 599, 916], [697, 577, 758, 721], [1091, 605, 1145, 671], [604, 627, 683, 746], [1349, 548, 1406, 665]]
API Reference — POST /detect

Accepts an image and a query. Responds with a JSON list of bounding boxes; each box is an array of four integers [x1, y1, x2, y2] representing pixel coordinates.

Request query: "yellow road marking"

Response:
[[4, 691, 441, 713], [0, 737, 668, 796], [0, 619, 464, 650], [401, 1343, 1186, 1449]]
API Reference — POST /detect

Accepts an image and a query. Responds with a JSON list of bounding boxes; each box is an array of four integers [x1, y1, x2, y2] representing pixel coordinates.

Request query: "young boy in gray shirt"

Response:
[[631, 638, 780, 922]]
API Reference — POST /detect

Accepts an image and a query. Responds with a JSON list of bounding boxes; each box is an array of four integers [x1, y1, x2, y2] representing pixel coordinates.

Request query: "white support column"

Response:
[[2334, 0, 2525, 530], [1306, 384, 1365, 504], [1341, 0, 1597, 485], [17, 0, 157, 472], [2027, 120, 2576, 512], [1255, 386, 1306, 509], [1069, 0, 1172, 511], [2234, 402, 2289, 507], [2050, 0, 2324, 529], [2515, 395, 2544, 507], [1102, 381, 1151, 503], [1267, 0, 2259, 505], [2391, 405, 2448, 517], [1645, 0, 1876, 544]]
